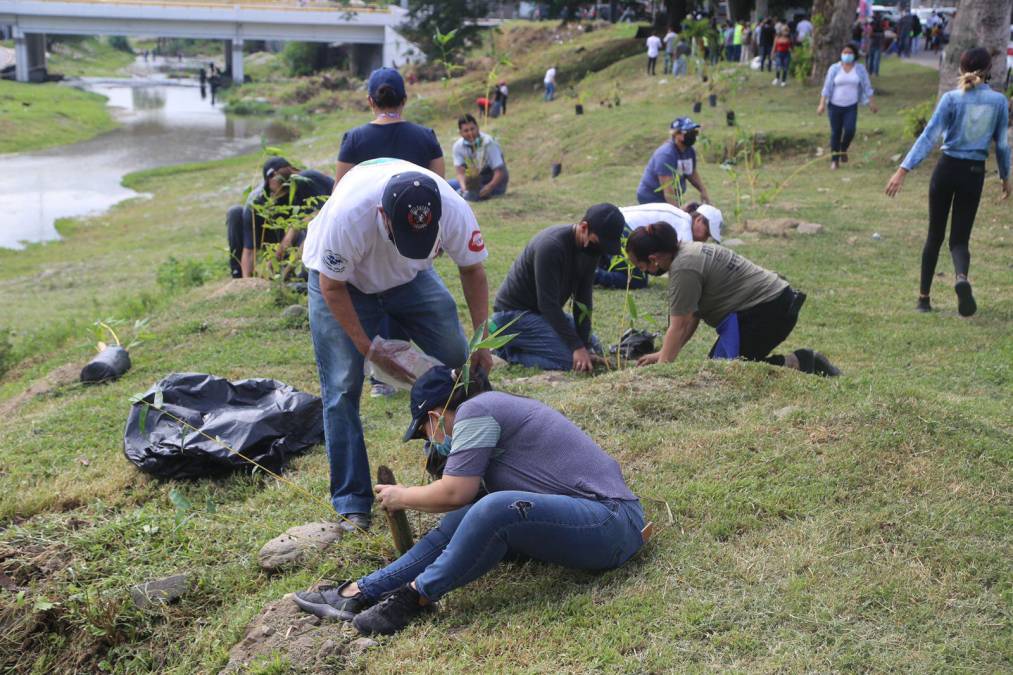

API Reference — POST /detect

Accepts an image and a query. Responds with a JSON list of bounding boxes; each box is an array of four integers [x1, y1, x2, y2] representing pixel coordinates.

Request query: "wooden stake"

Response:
[[377, 465, 414, 555]]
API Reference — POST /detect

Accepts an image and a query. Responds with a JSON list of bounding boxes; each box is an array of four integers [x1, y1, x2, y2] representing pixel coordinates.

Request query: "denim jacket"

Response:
[[820, 62, 874, 106], [901, 84, 1011, 180]]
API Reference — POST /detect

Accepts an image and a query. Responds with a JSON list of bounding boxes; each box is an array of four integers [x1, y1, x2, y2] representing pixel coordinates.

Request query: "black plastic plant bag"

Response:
[[124, 373, 323, 480], [81, 346, 132, 384]]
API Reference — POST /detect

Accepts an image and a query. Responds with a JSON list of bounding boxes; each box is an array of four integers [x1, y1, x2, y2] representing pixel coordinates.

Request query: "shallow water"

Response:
[[0, 72, 293, 250]]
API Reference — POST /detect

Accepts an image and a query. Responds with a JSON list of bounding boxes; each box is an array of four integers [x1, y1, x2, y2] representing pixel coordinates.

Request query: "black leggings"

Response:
[[920, 154, 986, 295], [647, 56, 657, 75]]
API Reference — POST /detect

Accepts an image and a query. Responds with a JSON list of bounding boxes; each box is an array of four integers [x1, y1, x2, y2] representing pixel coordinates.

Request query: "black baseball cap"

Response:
[[262, 156, 292, 182], [381, 171, 442, 260], [582, 203, 626, 256], [403, 366, 456, 442]]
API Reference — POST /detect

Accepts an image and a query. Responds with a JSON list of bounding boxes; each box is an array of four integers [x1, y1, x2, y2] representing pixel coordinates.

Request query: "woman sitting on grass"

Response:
[[292, 366, 646, 636]]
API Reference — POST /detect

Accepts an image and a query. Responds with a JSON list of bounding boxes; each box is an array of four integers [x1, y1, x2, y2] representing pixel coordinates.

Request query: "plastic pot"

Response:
[[726, 110, 736, 126], [81, 346, 131, 384], [692, 101, 702, 113], [708, 94, 717, 107], [575, 104, 584, 115], [551, 162, 562, 178]]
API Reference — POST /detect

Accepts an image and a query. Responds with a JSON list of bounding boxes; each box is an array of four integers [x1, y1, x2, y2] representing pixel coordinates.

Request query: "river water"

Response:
[[0, 75, 294, 250]]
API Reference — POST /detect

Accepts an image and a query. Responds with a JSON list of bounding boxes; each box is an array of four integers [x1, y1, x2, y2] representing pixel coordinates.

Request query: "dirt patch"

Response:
[[222, 591, 377, 673], [740, 218, 824, 237], [0, 363, 80, 418], [0, 539, 72, 587], [207, 277, 271, 299]]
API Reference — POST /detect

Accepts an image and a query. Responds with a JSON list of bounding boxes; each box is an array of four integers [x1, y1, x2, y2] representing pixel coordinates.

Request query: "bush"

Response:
[[156, 257, 226, 293], [902, 100, 935, 139], [0, 328, 13, 379], [282, 42, 320, 77], [107, 36, 133, 53], [790, 42, 813, 82]]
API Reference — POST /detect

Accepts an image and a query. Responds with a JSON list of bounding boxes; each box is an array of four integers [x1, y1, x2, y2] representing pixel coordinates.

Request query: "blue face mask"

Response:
[[424, 435, 452, 478], [841, 53, 855, 64]]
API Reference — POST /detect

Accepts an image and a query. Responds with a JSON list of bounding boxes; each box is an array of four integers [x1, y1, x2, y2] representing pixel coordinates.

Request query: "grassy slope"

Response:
[[0, 80, 117, 154], [1, 22, 1011, 673], [47, 38, 137, 78]]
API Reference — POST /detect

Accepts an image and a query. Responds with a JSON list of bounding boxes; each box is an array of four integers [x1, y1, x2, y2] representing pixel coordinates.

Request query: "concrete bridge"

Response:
[[0, 0, 420, 82]]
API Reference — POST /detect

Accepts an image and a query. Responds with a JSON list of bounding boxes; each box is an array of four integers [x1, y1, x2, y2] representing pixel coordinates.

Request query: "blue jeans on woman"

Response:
[[866, 47, 881, 75], [357, 492, 644, 602], [827, 102, 858, 160], [774, 52, 790, 83], [308, 269, 469, 516], [489, 310, 601, 371]]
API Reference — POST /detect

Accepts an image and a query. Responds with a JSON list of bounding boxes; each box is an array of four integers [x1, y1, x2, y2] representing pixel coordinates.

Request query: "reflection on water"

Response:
[[0, 77, 296, 250]]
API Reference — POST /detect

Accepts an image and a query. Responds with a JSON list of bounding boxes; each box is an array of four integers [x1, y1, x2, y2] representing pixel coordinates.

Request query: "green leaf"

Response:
[[205, 495, 217, 514], [473, 332, 518, 351], [626, 293, 639, 322], [574, 301, 591, 325], [33, 597, 56, 612], [263, 146, 284, 156]]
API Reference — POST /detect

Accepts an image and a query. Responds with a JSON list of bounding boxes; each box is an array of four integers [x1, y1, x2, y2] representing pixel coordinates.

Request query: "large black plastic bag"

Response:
[[124, 373, 323, 480]]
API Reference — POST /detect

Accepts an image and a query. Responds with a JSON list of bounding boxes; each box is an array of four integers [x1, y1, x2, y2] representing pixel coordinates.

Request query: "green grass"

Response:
[[0, 23, 1010, 673], [0, 80, 118, 153], [48, 37, 136, 78]]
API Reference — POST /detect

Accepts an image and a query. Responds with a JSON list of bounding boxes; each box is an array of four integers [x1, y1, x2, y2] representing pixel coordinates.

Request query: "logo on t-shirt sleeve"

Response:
[[468, 230, 485, 252], [322, 249, 347, 274]]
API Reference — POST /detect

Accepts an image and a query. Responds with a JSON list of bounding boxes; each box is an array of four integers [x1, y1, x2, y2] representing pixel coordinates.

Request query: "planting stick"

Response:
[[377, 465, 414, 555]]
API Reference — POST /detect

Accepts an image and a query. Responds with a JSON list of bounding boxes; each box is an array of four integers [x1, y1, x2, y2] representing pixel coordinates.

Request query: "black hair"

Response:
[[684, 201, 701, 214], [457, 113, 478, 129], [371, 83, 406, 109], [842, 43, 859, 54], [958, 48, 992, 90], [440, 367, 493, 412], [626, 221, 679, 262]]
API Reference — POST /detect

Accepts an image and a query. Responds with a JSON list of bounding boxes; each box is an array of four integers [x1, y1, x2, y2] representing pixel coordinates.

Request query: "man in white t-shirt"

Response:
[[302, 158, 492, 530], [795, 16, 813, 43], [663, 28, 678, 74], [595, 203, 723, 289], [646, 33, 662, 75], [543, 66, 556, 101]]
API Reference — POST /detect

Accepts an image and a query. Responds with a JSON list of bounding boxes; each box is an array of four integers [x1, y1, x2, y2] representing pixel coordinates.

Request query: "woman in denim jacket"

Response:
[[886, 48, 1011, 316], [817, 43, 878, 169]]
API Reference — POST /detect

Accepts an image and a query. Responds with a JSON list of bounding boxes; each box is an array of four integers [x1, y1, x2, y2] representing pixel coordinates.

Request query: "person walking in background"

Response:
[[897, 10, 914, 58], [772, 28, 792, 86], [646, 32, 662, 75], [817, 44, 878, 169], [885, 47, 1010, 316], [866, 18, 884, 76], [673, 34, 690, 76], [723, 22, 735, 62], [332, 67, 446, 398], [796, 14, 813, 44], [543, 65, 556, 101], [663, 26, 677, 74], [732, 21, 744, 63], [759, 18, 775, 72], [494, 80, 508, 116]]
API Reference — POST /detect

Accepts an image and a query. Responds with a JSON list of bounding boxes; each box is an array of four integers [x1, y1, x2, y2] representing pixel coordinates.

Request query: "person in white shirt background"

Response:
[[817, 43, 878, 169], [663, 27, 677, 74], [301, 158, 493, 532], [795, 15, 813, 44], [646, 32, 662, 76], [543, 65, 556, 101]]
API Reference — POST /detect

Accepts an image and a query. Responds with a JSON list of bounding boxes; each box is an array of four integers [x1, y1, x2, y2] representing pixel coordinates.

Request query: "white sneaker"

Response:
[[780, 80, 788, 87], [370, 382, 397, 398], [772, 78, 779, 86]]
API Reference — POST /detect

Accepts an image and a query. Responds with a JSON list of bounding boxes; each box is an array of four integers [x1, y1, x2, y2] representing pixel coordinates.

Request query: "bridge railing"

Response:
[[24, 0, 391, 13]]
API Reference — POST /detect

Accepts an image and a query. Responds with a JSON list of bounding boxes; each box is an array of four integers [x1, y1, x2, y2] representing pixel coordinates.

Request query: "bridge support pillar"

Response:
[[224, 38, 243, 84], [13, 27, 47, 83]]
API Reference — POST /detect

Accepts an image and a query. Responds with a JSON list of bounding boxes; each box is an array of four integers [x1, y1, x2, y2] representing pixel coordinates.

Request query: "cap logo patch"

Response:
[[407, 203, 433, 231], [468, 230, 485, 252]]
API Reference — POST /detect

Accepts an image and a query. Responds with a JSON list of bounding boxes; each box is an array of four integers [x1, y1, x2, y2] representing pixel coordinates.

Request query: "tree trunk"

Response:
[[665, 0, 688, 28], [809, 0, 860, 85], [938, 0, 1013, 96]]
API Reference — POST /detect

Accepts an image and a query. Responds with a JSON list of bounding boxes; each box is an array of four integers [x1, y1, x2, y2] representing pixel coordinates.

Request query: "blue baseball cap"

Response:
[[670, 117, 701, 132], [367, 67, 406, 101], [262, 156, 292, 182], [403, 366, 456, 441], [381, 171, 442, 260]]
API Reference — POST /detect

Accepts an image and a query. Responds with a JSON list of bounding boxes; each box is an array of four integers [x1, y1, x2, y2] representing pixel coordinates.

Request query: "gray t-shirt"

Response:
[[444, 392, 638, 502], [667, 242, 788, 327]]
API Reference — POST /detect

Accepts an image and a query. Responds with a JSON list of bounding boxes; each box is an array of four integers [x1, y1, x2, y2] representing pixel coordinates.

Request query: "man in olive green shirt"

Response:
[[624, 228, 839, 375]]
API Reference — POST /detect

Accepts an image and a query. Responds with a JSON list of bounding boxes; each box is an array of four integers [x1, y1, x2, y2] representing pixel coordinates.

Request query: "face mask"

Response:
[[682, 131, 698, 146], [841, 53, 855, 64], [424, 436, 452, 478]]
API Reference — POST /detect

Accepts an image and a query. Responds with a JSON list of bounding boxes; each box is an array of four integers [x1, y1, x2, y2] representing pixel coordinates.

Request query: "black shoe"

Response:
[[352, 584, 433, 636], [812, 352, 841, 377], [954, 279, 976, 317], [338, 513, 371, 533], [840, 152, 848, 163], [292, 581, 374, 621], [916, 297, 931, 313]]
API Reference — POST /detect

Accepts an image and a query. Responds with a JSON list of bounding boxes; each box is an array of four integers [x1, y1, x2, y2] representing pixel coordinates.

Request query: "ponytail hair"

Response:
[[371, 83, 406, 109], [626, 221, 679, 261], [958, 47, 992, 92]]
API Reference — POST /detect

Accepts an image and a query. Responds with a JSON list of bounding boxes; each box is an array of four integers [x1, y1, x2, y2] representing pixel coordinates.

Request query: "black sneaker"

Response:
[[812, 352, 841, 377], [292, 581, 374, 621], [954, 279, 977, 317], [916, 297, 931, 313], [338, 513, 371, 533], [352, 584, 433, 636]]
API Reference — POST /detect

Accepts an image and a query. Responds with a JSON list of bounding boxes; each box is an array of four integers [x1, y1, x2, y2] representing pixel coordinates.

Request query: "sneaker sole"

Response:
[[292, 594, 357, 622], [954, 280, 976, 317]]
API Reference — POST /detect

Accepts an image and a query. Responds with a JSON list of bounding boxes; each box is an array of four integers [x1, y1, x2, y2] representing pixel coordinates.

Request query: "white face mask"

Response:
[[841, 53, 856, 64]]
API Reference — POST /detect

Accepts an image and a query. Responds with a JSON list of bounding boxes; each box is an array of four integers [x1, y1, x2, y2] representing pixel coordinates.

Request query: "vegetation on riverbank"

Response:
[[47, 37, 137, 78], [1, 22, 1010, 673], [0, 80, 118, 153]]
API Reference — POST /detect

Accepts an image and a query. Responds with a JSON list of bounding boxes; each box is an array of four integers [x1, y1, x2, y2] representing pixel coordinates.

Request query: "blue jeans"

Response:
[[447, 172, 509, 201], [774, 52, 790, 82], [827, 103, 858, 159], [673, 55, 687, 76], [357, 492, 644, 602], [663, 51, 673, 73], [489, 310, 600, 371], [866, 47, 881, 75], [594, 257, 649, 290], [544, 82, 555, 101], [308, 269, 468, 515]]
